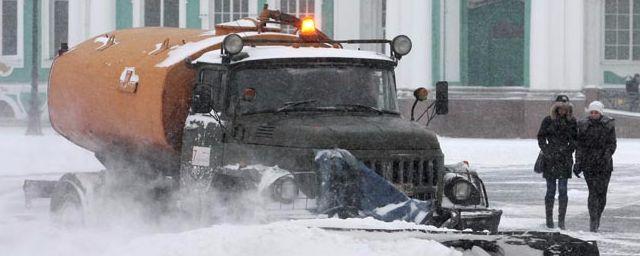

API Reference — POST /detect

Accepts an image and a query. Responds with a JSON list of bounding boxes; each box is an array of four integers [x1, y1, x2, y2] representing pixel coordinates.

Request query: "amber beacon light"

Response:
[[300, 17, 316, 35]]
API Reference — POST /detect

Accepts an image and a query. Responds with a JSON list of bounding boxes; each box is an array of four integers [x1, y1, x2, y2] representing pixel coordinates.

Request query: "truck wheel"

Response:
[[50, 182, 84, 227]]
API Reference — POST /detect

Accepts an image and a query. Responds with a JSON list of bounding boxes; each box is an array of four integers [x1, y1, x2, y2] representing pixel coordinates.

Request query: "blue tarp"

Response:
[[314, 149, 433, 224]]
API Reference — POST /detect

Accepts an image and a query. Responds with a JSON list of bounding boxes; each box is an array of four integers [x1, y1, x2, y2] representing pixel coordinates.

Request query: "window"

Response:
[[144, 0, 179, 27], [604, 0, 640, 60], [52, 0, 68, 58], [212, 0, 250, 25], [280, 0, 314, 17], [40, 0, 68, 66], [280, 0, 315, 33], [230, 65, 398, 115], [1, 0, 18, 56]]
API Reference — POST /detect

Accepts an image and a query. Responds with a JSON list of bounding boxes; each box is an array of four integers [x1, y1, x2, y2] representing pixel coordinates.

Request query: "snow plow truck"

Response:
[[24, 5, 599, 255]]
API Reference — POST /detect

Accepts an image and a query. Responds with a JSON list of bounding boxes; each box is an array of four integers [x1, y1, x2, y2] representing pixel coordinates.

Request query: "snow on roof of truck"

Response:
[[216, 19, 281, 29], [155, 31, 393, 68], [195, 45, 394, 64]]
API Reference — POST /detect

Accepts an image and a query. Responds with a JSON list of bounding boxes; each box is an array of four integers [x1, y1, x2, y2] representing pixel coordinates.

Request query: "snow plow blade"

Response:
[[23, 180, 57, 208], [323, 227, 599, 255]]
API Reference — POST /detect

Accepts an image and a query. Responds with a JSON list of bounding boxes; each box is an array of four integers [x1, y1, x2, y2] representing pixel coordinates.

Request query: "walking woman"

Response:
[[573, 101, 617, 232], [537, 95, 577, 229]]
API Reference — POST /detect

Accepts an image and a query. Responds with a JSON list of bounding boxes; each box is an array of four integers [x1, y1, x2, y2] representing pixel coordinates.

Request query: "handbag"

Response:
[[534, 151, 545, 174]]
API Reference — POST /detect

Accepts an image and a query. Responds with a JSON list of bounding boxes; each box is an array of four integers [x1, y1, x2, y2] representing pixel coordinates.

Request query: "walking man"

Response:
[[537, 95, 576, 229], [574, 101, 617, 232]]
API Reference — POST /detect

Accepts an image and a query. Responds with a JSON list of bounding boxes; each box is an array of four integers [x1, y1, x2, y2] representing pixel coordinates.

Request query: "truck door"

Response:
[[179, 67, 227, 189]]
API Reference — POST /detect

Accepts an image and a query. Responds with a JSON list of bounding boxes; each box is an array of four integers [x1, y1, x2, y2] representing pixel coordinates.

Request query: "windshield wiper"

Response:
[[334, 104, 385, 114], [276, 99, 318, 113]]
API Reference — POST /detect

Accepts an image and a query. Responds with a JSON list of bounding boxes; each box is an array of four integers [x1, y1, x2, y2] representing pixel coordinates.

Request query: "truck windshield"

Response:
[[230, 65, 399, 115]]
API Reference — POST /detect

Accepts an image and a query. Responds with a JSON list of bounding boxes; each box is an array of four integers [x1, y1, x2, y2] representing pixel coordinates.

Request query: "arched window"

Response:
[[0, 100, 15, 119]]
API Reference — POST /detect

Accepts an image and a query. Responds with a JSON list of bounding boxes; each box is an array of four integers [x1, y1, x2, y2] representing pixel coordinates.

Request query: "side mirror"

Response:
[[241, 88, 256, 102], [410, 81, 449, 125], [410, 87, 429, 121], [413, 87, 429, 101], [435, 81, 448, 115], [192, 83, 212, 113]]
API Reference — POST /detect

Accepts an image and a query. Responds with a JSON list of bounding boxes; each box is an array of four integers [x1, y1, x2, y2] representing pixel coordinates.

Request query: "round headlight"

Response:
[[444, 177, 479, 205], [223, 34, 244, 55], [453, 181, 472, 201], [271, 176, 298, 204], [391, 35, 412, 56]]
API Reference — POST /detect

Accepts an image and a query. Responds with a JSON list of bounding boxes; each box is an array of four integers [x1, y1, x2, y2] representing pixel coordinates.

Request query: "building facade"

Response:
[[1, 0, 639, 136]]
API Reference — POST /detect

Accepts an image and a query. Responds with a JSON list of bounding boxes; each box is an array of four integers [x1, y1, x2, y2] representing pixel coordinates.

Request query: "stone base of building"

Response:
[[399, 87, 585, 138], [399, 86, 640, 138]]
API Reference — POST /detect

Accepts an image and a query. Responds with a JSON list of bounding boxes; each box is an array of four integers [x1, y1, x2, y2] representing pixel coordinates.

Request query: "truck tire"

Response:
[[50, 182, 84, 227]]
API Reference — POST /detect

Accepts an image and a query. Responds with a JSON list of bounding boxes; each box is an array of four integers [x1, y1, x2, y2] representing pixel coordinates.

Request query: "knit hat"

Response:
[[587, 101, 604, 114], [555, 95, 570, 103]]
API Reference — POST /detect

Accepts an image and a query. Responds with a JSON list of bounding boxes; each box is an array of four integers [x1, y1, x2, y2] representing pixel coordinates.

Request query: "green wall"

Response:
[[466, 0, 524, 86], [460, 0, 469, 85], [431, 0, 441, 85], [604, 71, 628, 84], [258, 0, 267, 10], [321, 0, 334, 38], [186, 0, 201, 29], [116, 0, 133, 29], [455, 0, 529, 87], [524, 0, 530, 87]]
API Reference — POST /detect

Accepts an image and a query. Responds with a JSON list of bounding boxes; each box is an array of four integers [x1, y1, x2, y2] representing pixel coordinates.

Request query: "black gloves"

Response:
[[573, 163, 582, 178]]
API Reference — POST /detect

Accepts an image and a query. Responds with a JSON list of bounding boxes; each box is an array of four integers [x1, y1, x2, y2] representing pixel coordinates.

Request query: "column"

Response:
[[68, 0, 88, 46], [386, 0, 431, 89], [529, 0, 583, 91], [333, 0, 360, 49], [443, 0, 460, 82], [583, 0, 601, 87], [89, 0, 116, 37]]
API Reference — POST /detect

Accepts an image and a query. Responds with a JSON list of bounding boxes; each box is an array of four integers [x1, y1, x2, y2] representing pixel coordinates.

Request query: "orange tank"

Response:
[[49, 27, 294, 159], [49, 27, 214, 159], [49, 22, 315, 164]]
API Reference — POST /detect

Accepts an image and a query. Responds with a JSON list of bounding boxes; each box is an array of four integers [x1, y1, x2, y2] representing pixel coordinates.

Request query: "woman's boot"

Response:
[[558, 198, 567, 230], [590, 216, 599, 232], [545, 198, 554, 228]]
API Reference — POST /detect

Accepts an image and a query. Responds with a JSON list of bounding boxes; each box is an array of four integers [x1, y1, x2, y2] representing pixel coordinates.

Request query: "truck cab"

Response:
[[179, 31, 501, 231]]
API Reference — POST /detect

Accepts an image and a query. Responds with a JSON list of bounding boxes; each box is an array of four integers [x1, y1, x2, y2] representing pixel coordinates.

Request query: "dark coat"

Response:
[[575, 116, 617, 175], [626, 76, 639, 94], [537, 102, 577, 179]]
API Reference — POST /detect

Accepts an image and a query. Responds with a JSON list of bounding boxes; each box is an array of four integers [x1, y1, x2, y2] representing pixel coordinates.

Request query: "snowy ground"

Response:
[[1, 127, 639, 255]]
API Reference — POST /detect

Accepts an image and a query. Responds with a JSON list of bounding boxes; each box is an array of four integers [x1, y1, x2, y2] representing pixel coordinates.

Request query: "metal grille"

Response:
[[363, 158, 438, 200], [255, 125, 276, 138]]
